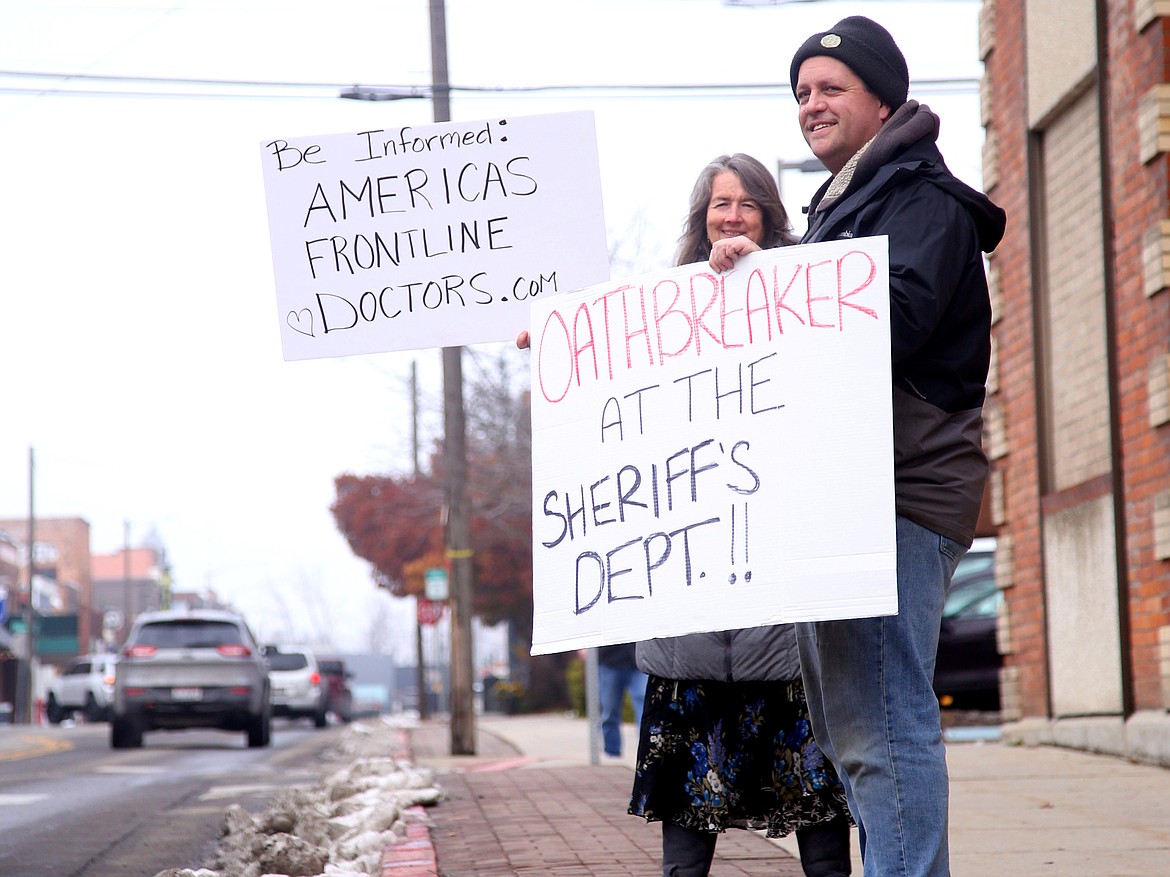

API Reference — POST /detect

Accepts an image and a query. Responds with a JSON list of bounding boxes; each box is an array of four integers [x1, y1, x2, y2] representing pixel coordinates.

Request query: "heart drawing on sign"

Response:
[[287, 309, 315, 337]]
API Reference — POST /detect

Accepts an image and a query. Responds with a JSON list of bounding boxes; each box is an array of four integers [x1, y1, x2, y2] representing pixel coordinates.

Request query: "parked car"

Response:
[[47, 653, 117, 723], [111, 609, 271, 749], [934, 537, 1002, 711], [264, 645, 327, 727], [316, 656, 354, 723]]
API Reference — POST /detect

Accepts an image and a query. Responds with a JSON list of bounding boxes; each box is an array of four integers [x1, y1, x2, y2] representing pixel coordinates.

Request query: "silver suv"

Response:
[[47, 653, 117, 723], [111, 609, 271, 749], [264, 645, 327, 727]]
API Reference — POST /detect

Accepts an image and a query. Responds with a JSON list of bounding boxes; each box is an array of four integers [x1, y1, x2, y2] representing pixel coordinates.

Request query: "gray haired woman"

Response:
[[628, 154, 853, 877]]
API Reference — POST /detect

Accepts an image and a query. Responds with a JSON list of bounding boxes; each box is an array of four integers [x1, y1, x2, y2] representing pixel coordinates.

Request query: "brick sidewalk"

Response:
[[406, 722, 805, 877]]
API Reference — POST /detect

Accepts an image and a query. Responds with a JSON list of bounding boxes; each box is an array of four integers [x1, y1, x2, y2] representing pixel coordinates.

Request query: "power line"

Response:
[[0, 69, 979, 101], [0, 69, 357, 91]]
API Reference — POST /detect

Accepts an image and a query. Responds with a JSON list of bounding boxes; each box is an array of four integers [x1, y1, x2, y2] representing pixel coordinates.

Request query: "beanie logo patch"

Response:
[[820, 34, 842, 48]]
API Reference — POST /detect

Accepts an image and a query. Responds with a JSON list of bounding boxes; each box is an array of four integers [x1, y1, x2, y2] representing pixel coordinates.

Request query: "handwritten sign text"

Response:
[[529, 238, 898, 655], [260, 112, 609, 360]]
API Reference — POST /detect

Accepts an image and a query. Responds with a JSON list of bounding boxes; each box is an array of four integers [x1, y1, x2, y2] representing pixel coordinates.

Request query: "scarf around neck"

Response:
[[812, 100, 940, 216]]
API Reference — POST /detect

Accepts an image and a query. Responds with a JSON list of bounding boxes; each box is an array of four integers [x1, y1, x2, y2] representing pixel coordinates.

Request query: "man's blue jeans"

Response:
[[797, 516, 964, 877], [598, 663, 647, 757]]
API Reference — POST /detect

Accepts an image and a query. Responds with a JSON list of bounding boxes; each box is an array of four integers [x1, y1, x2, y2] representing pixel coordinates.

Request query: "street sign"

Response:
[[417, 598, 446, 627], [424, 568, 449, 601]]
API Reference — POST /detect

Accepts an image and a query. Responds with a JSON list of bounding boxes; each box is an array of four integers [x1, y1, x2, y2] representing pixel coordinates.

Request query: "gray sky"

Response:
[[0, 0, 983, 653]]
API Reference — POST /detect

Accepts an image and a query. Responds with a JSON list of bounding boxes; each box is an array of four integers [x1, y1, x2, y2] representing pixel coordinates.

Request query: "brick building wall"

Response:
[[980, 0, 1047, 721], [0, 517, 96, 655], [983, 0, 1170, 760], [1114, 5, 1170, 714]]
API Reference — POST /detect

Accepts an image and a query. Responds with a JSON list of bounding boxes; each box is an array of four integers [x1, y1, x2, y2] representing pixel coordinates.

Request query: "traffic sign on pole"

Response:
[[424, 568, 449, 601], [417, 598, 446, 626]]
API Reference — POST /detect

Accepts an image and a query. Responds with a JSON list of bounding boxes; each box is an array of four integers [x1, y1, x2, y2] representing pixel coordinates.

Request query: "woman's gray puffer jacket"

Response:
[[636, 624, 800, 683]]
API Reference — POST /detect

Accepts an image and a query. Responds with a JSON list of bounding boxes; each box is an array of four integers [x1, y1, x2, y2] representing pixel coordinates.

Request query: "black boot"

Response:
[[662, 822, 718, 877], [795, 815, 852, 877]]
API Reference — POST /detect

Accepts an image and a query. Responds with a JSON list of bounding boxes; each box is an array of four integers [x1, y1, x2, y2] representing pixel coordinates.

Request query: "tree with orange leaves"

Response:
[[330, 351, 571, 710]]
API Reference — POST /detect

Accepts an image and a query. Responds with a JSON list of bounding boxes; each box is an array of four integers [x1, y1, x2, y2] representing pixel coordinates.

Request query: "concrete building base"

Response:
[[1002, 710, 1170, 767]]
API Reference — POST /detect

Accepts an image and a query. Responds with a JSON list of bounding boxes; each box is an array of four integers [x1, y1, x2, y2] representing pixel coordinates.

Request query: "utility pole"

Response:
[[429, 0, 476, 756], [14, 449, 35, 724], [411, 361, 428, 722]]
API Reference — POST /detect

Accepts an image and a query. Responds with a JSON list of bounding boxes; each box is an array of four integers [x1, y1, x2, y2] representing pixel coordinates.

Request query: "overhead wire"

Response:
[[0, 69, 980, 101]]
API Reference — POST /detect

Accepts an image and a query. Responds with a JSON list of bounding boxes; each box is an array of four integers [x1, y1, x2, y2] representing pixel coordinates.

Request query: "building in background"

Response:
[[91, 546, 169, 646], [169, 589, 230, 612], [0, 517, 97, 660], [0, 517, 100, 717], [981, 0, 1169, 764], [0, 533, 20, 708], [0, 532, 18, 605], [0, 518, 190, 717]]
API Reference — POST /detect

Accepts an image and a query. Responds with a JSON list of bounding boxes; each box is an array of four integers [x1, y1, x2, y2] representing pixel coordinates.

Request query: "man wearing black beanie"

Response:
[[789, 16, 909, 114], [710, 16, 1006, 877]]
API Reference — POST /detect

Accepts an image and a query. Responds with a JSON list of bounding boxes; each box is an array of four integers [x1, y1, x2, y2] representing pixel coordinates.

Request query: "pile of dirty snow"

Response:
[[152, 716, 443, 877]]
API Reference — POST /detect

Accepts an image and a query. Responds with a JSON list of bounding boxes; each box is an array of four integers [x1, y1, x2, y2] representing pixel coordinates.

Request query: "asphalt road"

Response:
[[0, 718, 343, 877]]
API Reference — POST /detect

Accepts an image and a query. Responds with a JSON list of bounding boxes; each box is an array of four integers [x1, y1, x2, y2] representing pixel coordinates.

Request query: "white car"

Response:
[[265, 645, 328, 728], [47, 653, 118, 723]]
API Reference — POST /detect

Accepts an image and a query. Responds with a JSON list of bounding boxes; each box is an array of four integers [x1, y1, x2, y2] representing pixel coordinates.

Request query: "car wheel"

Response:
[[83, 694, 103, 723], [247, 710, 271, 748], [46, 695, 65, 725], [111, 716, 143, 749], [313, 708, 328, 729]]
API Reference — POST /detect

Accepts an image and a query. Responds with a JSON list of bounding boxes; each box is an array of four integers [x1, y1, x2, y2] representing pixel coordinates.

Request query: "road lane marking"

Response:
[[94, 765, 168, 774], [0, 734, 73, 762], [0, 793, 51, 805]]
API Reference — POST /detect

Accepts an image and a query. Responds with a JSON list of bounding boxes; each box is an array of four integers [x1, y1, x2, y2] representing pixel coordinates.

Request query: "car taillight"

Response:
[[103, 674, 116, 686], [310, 672, 321, 685], [124, 645, 157, 658], [216, 644, 252, 658]]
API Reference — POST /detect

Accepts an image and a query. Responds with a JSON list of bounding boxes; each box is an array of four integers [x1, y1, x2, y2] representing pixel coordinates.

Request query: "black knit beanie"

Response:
[[789, 16, 909, 111]]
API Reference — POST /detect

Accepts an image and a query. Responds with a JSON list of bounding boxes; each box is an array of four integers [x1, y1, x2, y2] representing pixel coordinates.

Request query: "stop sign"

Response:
[[417, 598, 446, 626]]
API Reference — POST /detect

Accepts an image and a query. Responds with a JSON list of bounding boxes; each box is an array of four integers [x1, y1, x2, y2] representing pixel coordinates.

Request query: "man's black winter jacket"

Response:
[[802, 101, 1007, 546]]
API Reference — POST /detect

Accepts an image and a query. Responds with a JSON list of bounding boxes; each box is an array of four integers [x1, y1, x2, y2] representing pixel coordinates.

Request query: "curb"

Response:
[[380, 728, 439, 877], [380, 810, 437, 877]]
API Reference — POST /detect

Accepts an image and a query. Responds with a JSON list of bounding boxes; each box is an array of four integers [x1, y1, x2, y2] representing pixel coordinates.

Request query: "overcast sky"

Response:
[[0, 0, 983, 655]]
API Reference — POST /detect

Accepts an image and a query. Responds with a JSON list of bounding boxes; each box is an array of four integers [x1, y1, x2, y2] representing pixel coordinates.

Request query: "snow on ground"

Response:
[[152, 716, 442, 877]]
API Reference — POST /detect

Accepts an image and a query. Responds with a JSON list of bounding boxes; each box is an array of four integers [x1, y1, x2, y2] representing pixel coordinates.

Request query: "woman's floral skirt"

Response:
[[628, 675, 852, 837]]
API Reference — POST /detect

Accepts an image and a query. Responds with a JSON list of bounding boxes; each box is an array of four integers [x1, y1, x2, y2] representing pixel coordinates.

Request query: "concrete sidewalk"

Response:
[[402, 713, 1170, 877]]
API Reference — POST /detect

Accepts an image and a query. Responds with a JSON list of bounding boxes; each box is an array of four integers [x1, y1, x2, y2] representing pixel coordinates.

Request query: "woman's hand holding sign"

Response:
[[708, 234, 762, 273]]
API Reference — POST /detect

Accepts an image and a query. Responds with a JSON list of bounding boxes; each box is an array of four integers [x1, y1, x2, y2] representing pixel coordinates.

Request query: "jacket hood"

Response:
[[920, 159, 1006, 253], [809, 101, 1006, 253]]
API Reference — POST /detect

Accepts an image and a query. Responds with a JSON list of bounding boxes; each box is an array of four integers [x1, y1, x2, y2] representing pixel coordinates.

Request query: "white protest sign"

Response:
[[528, 237, 897, 655], [260, 111, 609, 360]]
